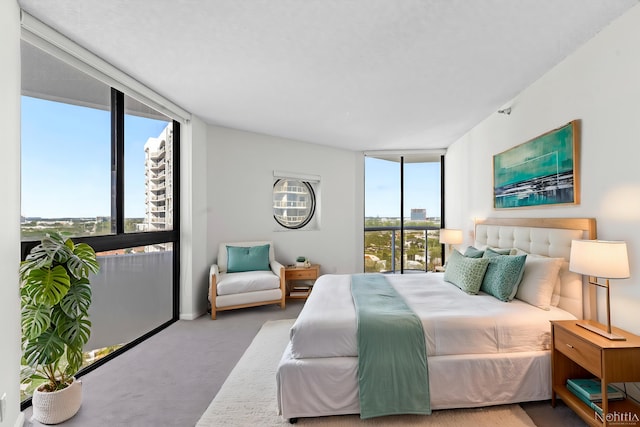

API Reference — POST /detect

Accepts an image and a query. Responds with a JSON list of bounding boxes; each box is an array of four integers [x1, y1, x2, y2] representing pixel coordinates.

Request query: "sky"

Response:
[[365, 157, 441, 218], [21, 96, 440, 220], [21, 96, 169, 218]]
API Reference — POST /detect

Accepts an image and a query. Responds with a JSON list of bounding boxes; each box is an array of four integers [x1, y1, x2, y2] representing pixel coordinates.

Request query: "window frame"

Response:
[[20, 87, 181, 409], [363, 153, 444, 273], [272, 178, 317, 230]]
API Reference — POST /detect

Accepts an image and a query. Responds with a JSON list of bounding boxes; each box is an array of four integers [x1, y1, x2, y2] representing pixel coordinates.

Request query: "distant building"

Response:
[[410, 208, 426, 221], [141, 124, 174, 251]]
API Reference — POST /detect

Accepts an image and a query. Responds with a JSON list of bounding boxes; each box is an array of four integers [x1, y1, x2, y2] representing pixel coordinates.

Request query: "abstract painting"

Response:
[[493, 120, 579, 209]]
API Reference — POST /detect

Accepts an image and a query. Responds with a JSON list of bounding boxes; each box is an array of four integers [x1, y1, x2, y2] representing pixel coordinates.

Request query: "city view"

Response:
[[364, 156, 442, 273], [21, 95, 174, 253], [364, 213, 442, 273]]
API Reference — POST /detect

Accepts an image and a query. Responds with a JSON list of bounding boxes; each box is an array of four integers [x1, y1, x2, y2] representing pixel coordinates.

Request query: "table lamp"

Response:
[[439, 229, 463, 255], [569, 240, 630, 341]]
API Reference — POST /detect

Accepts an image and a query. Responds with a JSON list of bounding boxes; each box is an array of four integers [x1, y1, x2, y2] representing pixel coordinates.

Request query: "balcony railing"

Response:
[[21, 249, 174, 401], [364, 225, 443, 273], [273, 200, 308, 208]]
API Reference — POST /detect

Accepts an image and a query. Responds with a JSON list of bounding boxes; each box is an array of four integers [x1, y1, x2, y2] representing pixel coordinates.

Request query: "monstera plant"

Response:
[[20, 232, 100, 423]]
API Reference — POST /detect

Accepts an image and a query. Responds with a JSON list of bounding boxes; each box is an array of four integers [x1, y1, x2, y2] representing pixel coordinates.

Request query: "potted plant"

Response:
[[20, 232, 100, 424]]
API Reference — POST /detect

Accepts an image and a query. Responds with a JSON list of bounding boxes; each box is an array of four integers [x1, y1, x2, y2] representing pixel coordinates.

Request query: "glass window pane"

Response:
[[21, 42, 111, 240], [365, 156, 442, 273], [124, 95, 173, 232], [20, 243, 174, 400], [88, 244, 174, 351], [364, 157, 400, 272], [403, 161, 441, 271], [273, 179, 316, 229]]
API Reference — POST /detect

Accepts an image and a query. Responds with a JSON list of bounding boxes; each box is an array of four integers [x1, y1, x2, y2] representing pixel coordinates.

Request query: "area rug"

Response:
[[196, 318, 537, 427]]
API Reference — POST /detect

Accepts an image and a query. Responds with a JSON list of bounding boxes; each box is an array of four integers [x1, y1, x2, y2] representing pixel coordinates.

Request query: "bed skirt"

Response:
[[276, 342, 551, 420]]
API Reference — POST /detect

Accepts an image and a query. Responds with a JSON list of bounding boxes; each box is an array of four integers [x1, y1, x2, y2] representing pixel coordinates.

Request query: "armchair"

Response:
[[209, 240, 285, 319]]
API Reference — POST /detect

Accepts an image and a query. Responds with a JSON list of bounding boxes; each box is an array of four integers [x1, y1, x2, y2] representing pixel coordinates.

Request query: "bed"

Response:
[[276, 217, 597, 421]]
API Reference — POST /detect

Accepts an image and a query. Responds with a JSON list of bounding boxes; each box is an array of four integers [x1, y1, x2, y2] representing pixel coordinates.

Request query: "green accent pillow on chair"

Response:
[[226, 244, 270, 273]]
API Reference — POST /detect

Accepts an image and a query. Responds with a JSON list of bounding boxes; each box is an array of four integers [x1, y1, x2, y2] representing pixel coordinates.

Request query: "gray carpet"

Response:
[[23, 300, 586, 426]]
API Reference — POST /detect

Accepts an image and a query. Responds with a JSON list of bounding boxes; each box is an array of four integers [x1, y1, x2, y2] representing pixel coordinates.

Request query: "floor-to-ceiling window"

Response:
[[364, 153, 443, 273], [20, 39, 180, 405]]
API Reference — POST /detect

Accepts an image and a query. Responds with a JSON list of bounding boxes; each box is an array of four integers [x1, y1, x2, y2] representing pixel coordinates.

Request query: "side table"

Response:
[[285, 264, 320, 300]]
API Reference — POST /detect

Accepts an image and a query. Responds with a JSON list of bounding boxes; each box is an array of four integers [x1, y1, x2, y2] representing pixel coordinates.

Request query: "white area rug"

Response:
[[196, 318, 537, 427]]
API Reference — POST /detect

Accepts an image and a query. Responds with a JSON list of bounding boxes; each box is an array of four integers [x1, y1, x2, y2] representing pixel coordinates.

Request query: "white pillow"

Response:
[[550, 274, 562, 307], [515, 256, 563, 310], [512, 248, 567, 307]]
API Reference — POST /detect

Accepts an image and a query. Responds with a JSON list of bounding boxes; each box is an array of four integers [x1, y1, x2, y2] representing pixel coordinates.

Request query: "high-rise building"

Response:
[[410, 208, 426, 221], [143, 124, 173, 241]]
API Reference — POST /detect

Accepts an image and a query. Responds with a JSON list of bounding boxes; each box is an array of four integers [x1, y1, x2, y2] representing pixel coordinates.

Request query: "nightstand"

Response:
[[550, 320, 640, 426], [285, 264, 320, 300]]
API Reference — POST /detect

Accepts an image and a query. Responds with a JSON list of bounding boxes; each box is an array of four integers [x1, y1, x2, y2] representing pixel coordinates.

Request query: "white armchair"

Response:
[[209, 241, 285, 320]]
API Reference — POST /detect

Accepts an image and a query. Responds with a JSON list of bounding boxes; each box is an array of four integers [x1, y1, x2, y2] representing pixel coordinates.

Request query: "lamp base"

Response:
[[577, 322, 626, 341]]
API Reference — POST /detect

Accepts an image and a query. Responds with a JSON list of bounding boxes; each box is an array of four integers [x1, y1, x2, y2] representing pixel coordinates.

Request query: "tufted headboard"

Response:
[[474, 218, 597, 319]]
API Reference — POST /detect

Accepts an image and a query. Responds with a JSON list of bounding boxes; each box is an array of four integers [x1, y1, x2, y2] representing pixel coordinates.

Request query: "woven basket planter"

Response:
[[32, 378, 82, 424]]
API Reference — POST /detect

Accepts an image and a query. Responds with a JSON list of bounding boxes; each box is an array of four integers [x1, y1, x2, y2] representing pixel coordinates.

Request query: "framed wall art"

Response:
[[493, 120, 580, 209]]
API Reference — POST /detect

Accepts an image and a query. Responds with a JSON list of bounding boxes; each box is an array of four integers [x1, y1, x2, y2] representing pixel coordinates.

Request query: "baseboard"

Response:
[[15, 412, 25, 427], [179, 310, 206, 320]]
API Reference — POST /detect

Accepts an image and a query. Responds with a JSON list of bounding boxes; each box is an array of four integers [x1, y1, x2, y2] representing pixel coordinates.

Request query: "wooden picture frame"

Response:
[[493, 120, 580, 209]]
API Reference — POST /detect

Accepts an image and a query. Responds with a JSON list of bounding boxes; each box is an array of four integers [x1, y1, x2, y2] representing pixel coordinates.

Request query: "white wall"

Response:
[[180, 116, 210, 319], [0, 1, 23, 426], [446, 4, 640, 334], [204, 125, 363, 313]]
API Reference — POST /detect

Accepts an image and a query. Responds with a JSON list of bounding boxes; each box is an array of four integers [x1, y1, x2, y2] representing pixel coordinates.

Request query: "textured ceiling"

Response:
[[18, 0, 639, 151]]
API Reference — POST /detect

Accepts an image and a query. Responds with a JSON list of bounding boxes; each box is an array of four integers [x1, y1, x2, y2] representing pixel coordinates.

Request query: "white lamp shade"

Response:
[[440, 229, 463, 245], [569, 240, 630, 279]]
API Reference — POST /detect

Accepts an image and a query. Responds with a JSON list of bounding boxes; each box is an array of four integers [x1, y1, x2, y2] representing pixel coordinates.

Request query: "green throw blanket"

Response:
[[351, 273, 431, 419]]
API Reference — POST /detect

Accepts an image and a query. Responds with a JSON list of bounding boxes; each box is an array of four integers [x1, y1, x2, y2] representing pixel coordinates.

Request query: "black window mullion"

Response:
[[400, 156, 404, 274], [440, 154, 446, 265], [111, 88, 125, 234], [171, 120, 180, 320]]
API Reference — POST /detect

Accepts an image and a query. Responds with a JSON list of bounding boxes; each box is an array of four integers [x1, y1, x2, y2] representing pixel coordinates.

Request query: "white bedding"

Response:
[[290, 272, 576, 359]]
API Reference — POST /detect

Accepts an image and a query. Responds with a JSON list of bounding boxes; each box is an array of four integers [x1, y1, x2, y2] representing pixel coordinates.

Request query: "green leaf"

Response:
[[64, 348, 84, 376], [23, 329, 66, 368], [21, 304, 51, 340], [57, 316, 91, 348], [20, 233, 74, 279], [59, 280, 92, 317], [67, 243, 100, 279], [25, 265, 70, 306]]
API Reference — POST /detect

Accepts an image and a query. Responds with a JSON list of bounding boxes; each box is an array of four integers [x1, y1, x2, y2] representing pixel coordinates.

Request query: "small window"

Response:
[[273, 179, 316, 229]]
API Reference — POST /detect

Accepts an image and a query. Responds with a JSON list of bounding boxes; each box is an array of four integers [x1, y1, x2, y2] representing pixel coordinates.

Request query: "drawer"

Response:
[[286, 269, 317, 280], [554, 326, 601, 376]]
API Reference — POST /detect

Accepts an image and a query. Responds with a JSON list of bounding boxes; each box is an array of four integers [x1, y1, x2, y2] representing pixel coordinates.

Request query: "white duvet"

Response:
[[290, 273, 576, 359]]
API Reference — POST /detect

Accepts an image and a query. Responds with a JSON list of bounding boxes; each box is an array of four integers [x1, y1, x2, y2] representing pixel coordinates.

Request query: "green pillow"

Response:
[[480, 252, 527, 301], [464, 246, 484, 258], [226, 244, 270, 273], [443, 250, 490, 294]]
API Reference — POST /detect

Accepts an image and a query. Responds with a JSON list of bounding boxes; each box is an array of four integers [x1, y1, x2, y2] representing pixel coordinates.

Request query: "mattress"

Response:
[[289, 272, 576, 359]]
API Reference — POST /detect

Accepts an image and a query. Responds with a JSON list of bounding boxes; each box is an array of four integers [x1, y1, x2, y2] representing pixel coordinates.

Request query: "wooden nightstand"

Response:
[[551, 320, 640, 426], [285, 264, 320, 300]]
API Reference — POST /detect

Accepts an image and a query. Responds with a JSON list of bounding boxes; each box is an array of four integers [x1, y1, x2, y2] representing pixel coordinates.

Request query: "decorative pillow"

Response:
[[515, 256, 563, 310], [511, 249, 569, 307], [487, 247, 516, 255], [226, 244, 270, 273], [550, 274, 562, 306], [484, 247, 509, 257], [480, 252, 527, 301], [464, 246, 484, 258], [444, 250, 490, 294]]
